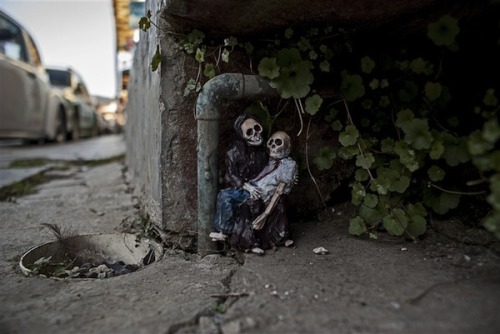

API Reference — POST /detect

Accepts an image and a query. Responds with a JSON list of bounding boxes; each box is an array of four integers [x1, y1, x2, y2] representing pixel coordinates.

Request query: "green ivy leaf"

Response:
[[395, 109, 415, 129], [203, 63, 215, 79], [471, 150, 500, 172], [430, 140, 445, 160], [409, 57, 427, 74], [224, 36, 238, 47], [483, 213, 500, 239], [392, 175, 411, 193], [427, 15, 460, 47], [313, 146, 337, 170], [369, 79, 379, 90], [309, 50, 318, 60], [341, 74, 365, 102], [487, 174, 500, 210], [359, 204, 387, 225], [339, 125, 359, 147], [182, 29, 205, 54], [349, 216, 367, 236], [383, 208, 408, 236], [270, 49, 314, 99], [331, 120, 343, 131], [442, 135, 470, 166], [425, 82, 442, 102], [371, 178, 389, 195], [320, 60, 330, 72], [483, 118, 500, 143], [468, 130, 494, 155], [338, 145, 358, 160], [195, 48, 205, 63], [151, 45, 162, 71], [184, 78, 197, 97], [270, 61, 314, 99], [403, 118, 433, 150], [139, 17, 151, 32], [355, 168, 369, 181], [285, 28, 294, 39], [221, 48, 230, 63], [351, 182, 366, 206], [356, 152, 374, 169], [361, 56, 375, 74], [428, 165, 445, 182], [425, 190, 461, 214], [406, 202, 428, 217], [363, 193, 379, 208], [305, 94, 323, 115], [406, 215, 427, 239], [394, 141, 419, 171], [297, 37, 312, 52], [483, 89, 498, 107], [258, 57, 280, 79]]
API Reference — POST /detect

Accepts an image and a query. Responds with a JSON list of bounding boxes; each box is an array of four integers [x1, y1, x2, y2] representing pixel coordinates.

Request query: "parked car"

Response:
[[0, 10, 72, 143], [46, 66, 99, 139], [96, 95, 126, 134]]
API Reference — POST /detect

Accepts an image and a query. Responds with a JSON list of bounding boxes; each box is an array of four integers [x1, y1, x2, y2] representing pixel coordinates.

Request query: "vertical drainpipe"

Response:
[[195, 73, 276, 256]]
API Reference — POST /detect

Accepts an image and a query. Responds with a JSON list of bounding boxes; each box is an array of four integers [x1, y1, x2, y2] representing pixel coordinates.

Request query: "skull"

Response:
[[241, 118, 263, 146], [267, 131, 291, 159]]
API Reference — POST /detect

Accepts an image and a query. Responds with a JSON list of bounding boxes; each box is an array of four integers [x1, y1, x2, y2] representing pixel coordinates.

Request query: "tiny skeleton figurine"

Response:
[[210, 114, 268, 242], [229, 131, 298, 254]]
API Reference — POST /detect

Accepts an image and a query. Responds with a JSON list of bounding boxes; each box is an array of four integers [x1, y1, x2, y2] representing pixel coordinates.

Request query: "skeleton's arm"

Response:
[[252, 182, 286, 230]]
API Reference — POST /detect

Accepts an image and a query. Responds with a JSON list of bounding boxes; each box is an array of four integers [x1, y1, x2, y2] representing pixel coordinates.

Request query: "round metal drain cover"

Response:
[[19, 233, 163, 279]]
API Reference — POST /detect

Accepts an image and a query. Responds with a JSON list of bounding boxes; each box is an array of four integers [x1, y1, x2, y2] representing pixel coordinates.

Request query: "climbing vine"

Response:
[[141, 3, 500, 240]]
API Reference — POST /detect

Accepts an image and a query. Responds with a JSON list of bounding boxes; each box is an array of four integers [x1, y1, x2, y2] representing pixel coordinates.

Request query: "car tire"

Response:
[[53, 108, 67, 143], [69, 114, 80, 141], [90, 116, 99, 137]]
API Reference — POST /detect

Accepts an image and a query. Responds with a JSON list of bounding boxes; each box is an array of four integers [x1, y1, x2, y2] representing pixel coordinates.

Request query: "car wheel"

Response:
[[90, 116, 99, 137], [53, 108, 67, 143], [69, 114, 80, 141]]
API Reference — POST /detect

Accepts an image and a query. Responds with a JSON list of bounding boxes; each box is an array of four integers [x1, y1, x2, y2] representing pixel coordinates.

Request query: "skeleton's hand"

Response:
[[243, 182, 262, 199], [294, 170, 299, 185]]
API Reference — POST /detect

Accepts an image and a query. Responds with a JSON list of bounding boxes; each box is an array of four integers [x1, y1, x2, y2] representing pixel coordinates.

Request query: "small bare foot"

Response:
[[209, 232, 227, 241]]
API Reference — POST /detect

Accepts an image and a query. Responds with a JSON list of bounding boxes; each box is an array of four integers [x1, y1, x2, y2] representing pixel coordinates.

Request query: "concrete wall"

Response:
[[125, 0, 162, 226], [126, 0, 198, 237]]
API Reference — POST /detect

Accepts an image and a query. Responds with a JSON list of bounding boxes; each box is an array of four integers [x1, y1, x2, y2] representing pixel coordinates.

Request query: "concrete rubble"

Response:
[[1, 135, 499, 334]]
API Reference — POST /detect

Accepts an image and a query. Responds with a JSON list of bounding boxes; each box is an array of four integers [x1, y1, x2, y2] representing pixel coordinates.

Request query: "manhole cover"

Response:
[[19, 233, 163, 279]]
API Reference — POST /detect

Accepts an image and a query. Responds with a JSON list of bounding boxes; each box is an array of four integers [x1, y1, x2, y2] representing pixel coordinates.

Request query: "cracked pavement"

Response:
[[1, 135, 500, 334]]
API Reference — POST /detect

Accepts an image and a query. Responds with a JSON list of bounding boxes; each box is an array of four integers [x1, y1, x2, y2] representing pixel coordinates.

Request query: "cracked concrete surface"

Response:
[[1, 136, 500, 334]]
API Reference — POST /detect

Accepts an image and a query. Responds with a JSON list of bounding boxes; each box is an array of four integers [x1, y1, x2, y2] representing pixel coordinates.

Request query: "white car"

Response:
[[46, 66, 99, 139], [0, 10, 73, 143]]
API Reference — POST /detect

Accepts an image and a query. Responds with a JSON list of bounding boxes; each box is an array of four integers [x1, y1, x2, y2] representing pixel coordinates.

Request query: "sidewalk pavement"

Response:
[[0, 134, 125, 188], [1, 136, 500, 334]]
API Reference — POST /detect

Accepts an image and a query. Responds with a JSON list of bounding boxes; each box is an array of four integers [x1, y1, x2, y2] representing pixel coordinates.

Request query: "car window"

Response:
[[0, 14, 27, 62], [47, 69, 71, 86]]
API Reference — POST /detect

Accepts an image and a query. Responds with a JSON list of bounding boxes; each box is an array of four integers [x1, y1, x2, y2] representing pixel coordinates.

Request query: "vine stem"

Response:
[[342, 99, 375, 181], [294, 98, 305, 136], [429, 183, 487, 196], [306, 117, 327, 208]]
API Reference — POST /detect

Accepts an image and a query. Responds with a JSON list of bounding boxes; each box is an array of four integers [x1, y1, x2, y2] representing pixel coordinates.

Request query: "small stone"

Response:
[[313, 247, 329, 255]]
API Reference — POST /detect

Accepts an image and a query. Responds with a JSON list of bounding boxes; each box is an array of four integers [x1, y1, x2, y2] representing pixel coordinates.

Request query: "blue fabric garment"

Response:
[[213, 188, 250, 234]]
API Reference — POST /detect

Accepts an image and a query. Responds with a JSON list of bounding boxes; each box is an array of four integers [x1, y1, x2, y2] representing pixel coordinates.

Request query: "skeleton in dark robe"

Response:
[[229, 131, 297, 254], [210, 114, 268, 241]]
